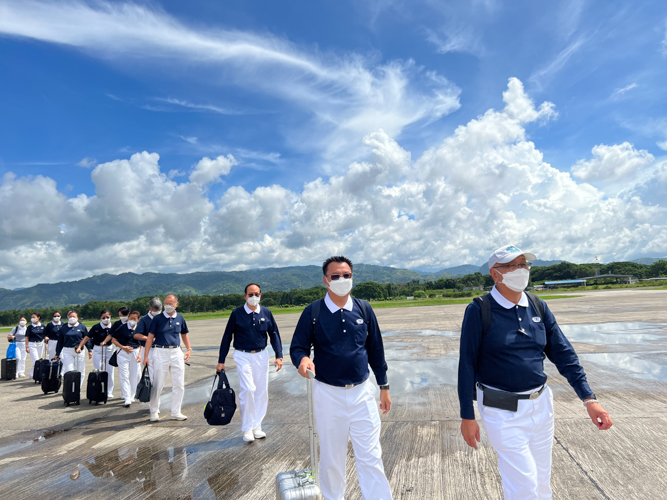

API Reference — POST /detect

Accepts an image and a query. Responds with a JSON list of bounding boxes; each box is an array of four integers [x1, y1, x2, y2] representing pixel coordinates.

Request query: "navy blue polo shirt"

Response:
[[26, 324, 46, 342], [290, 294, 388, 387], [109, 319, 126, 338], [134, 313, 157, 347], [87, 323, 112, 346], [56, 323, 91, 357], [149, 312, 189, 347], [113, 323, 141, 349], [458, 287, 595, 420], [45, 322, 63, 342], [218, 304, 283, 364]]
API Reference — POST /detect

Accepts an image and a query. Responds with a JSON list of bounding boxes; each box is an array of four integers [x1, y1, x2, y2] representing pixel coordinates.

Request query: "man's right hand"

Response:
[[216, 363, 225, 373], [143, 357, 149, 367], [298, 357, 315, 379], [461, 419, 481, 449]]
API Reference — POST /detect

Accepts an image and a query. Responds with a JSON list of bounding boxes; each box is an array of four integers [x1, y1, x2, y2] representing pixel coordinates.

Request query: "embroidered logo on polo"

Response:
[[532, 317, 541, 322], [176, 322, 180, 325], [260, 318, 265, 322], [356, 318, 364, 324]]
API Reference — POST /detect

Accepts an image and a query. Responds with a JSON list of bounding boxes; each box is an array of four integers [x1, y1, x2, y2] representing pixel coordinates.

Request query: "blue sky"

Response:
[[0, 0, 666, 288]]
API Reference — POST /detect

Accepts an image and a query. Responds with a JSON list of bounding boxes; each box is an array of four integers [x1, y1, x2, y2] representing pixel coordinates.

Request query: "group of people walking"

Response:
[[6, 248, 613, 500]]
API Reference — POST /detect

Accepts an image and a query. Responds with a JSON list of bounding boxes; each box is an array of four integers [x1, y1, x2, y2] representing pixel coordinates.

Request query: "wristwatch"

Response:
[[379, 384, 390, 390]]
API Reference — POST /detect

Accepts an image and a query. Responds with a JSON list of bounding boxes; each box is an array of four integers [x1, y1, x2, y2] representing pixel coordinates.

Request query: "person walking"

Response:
[[458, 245, 613, 500], [55, 311, 92, 385], [143, 294, 191, 422], [217, 283, 283, 442], [290, 256, 393, 500], [44, 312, 63, 361], [25, 313, 46, 378], [79, 309, 115, 399], [7, 317, 27, 377], [112, 310, 142, 408], [134, 297, 162, 391]]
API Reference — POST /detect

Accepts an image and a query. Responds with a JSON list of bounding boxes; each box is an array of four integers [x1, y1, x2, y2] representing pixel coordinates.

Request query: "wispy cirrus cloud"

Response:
[[157, 98, 242, 115], [610, 83, 638, 100], [529, 36, 588, 90], [424, 27, 485, 56]]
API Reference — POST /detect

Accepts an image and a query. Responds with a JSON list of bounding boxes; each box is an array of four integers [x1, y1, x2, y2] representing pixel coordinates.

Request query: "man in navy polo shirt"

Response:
[[291, 256, 392, 500], [217, 283, 283, 442], [144, 294, 192, 422], [459, 245, 613, 499]]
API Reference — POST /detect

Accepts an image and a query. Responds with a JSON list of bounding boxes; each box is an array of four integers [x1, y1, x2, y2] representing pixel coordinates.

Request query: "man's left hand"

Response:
[[88, 351, 93, 359], [274, 358, 283, 372], [586, 402, 613, 430], [184, 349, 191, 362], [379, 390, 391, 414]]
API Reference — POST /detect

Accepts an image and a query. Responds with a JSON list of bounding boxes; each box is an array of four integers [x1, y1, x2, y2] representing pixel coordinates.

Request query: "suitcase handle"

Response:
[[306, 370, 319, 485]]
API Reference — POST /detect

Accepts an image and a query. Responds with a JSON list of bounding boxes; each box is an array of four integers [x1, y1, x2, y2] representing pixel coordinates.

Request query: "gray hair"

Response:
[[149, 297, 163, 311], [164, 293, 178, 302]]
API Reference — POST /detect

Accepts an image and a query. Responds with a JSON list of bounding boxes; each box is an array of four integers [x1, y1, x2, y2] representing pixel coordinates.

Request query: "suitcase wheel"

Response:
[[43, 391, 48, 395], [88, 400, 92, 405], [65, 402, 69, 407]]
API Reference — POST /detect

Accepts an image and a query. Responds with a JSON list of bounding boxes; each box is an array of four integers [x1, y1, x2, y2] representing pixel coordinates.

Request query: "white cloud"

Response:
[[529, 37, 588, 90], [1, 78, 666, 288], [159, 98, 240, 115], [0, 0, 461, 169], [189, 155, 237, 185], [425, 27, 485, 56], [610, 83, 638, 100], [179, 136, 198, 145], [77, 157, 97, 168], [657, 140, 667, 151]]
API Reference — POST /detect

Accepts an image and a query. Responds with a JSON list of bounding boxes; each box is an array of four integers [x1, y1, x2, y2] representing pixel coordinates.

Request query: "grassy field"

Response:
[[0, 293, 581, 332]]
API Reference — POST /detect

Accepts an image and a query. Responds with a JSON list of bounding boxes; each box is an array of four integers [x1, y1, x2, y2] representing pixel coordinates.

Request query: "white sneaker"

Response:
[[171, 413, 187, 421], [150, 413, 160, 422], [243, 431, 255, 442], [252, 429, 266, 439]]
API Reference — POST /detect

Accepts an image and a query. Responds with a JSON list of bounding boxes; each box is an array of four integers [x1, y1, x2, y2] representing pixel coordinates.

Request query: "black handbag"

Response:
[[135, 365, 152, 402], [108, 348, 119, 367], [204, 371, 236, 425]]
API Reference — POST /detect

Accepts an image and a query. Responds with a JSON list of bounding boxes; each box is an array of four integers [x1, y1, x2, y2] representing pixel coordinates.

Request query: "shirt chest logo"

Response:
[[356, 318, 364, 325], [532, 317, 541, 323], [260, 318, 265, 322]]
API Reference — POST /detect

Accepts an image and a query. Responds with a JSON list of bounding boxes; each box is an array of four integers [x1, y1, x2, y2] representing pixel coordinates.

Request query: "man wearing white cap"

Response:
[[458, 245, 613, 499]]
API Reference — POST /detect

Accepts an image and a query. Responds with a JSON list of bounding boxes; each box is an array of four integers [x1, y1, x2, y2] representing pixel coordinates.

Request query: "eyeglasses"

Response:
[[327, 273, 352, 281], [493, 263, 532, 271], [246, 293, 261, 297]]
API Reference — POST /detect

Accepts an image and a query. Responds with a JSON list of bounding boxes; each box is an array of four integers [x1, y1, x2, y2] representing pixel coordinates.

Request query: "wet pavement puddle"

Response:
[[561, 322, 667, 345], [580, 352, 667, 383]]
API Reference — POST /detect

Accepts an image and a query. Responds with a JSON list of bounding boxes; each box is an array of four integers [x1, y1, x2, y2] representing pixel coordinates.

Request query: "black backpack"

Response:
[[204, 371, 237, 425]]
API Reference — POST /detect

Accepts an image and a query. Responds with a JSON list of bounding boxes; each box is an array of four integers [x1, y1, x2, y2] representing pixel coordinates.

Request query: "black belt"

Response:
[[236, 347, 265, 354], [477, 383, 546, 412], [152, 345, 180, 349]]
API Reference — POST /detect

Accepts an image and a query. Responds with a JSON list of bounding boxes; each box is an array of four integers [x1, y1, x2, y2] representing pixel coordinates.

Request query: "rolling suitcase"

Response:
[[276, 370, 322, 500], [41, 360, 62, 394], [63, 371, 81, 406], [86, 348, 108, 405], [2, 358, 17, 380], [33, 344, 49, 384]]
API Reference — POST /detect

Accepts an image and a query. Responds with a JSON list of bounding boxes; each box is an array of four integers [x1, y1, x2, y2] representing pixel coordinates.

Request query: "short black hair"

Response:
[[31, 312, 41, 319], [99, 309, 110, 318], [245, 283, 261, 294], [118, 306, 130, 316], [322, 256, 353, 276], [129, 310, 142, 319]]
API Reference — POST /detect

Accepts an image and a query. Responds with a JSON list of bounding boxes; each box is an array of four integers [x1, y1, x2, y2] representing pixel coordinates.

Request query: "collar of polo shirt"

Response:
[[324, 293, 353, 313], [491, 285, 528, 309], [163, 310, 176, 318], [244, 303, 261, 314]]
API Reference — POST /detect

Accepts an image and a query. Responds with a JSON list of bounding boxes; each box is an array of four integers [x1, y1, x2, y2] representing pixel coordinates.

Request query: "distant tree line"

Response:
[[1, 260, 665, 326]]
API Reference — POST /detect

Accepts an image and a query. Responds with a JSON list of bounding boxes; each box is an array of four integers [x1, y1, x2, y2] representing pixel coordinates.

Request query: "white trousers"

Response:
[[61, 347, 86, 385], [118, 348, 140, 405], [93, 345, 115, 397], [149, 348, 185, 416], [233, 349, 269, 432], [15, 342, 26, 375], [28, 341, 44, 378], [47, 340, 58, 361], [314, 379, 392, 500], [478, 385, 555, 500]]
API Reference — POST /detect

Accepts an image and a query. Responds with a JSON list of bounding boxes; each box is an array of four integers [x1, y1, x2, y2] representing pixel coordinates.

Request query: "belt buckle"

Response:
[[345, 384, 354, 389], [529, 391, 540, 400], [250, 350, 256, 354]]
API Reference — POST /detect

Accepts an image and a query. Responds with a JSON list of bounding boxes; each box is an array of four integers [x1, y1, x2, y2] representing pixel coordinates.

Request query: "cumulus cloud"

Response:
[[1, 78, 666, 288], [77, 157, 97, 168]]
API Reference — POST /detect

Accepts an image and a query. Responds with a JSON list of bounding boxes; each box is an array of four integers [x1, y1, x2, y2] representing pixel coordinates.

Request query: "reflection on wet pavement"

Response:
[[580, 352, 667, 383], [382, 329, 459, 338], [561, 322, 667, 345]]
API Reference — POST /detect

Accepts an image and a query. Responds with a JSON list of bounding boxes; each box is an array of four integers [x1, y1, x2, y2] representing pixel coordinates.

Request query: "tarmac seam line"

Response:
[[554, 434, 611, 499]]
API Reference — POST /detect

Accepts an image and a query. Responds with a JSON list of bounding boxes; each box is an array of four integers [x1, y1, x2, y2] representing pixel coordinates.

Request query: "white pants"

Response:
[[233, 349, 269, 432], [118, 348, 140, 405], [93, 345, 116, 397], [149, 348, 185, 416], [15, 342, 26, 375], [61, 347, 86, 385], [314, 379, 392, 500], [47, 340, 58, 361], [478, 385, 555, 500], [28, 341, 44, 378]]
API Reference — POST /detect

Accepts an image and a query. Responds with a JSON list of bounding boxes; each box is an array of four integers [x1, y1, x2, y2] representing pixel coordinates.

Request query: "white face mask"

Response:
[[119, 316, 128, 322], [247, 296, 260, 307], [500, 268, 530, 292], [101, 318, 111, 325], [19, 320, 27, 327], [68, 317, 78, 325], [53, 317, 61, 324], [164, 305, 176, 314], [328, 277, 353, 297], [128, 320, 138, 328], [151, 309, 162, 316], [31, 318, 38, 324]]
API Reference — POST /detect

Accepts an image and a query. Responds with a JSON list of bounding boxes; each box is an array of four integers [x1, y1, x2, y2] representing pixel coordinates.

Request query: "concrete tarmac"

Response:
[[0, 288, 666, 499]]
